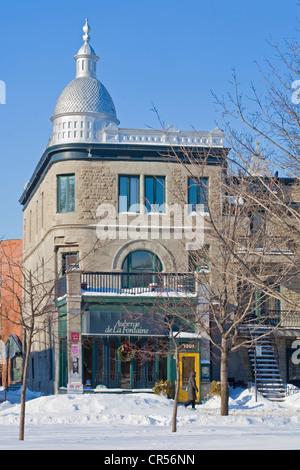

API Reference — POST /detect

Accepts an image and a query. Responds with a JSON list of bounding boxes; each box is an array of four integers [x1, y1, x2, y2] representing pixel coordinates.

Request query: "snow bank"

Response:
[[0, 391, 176, 426], [0, 386, 299, 426], [0, 387, 300, 449]]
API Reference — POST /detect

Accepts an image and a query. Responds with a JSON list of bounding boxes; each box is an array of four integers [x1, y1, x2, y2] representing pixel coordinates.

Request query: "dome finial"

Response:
[[83, 19, 91, 44]]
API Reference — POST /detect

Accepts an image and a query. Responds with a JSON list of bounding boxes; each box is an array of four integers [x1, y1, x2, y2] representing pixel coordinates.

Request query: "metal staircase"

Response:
[[246, 328, 286, 401]]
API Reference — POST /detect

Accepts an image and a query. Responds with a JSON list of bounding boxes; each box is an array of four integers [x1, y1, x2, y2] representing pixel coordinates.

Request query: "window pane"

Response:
[[182, 356, 195, 391], [188, 246, 210, 272], [119, 176, 128, 212], [122, 250, 162, 273], [97, 340, 103, 383], [68, 175, 75, 212], [145, 176, 165, 212], [58, 175, 75, 213], [62, 252, 78, 275], [119, 176, 139, 212], [145, 177, 154, 212], [188, 177, 208, 212], [199, 178, 208, 210], [58, 176, 68, 212], [110, 340, 116, 381], [129, 177, 139, 211], [131, 251, 153, 270], [156, 177, 165, 211], [188, 179, 198, 211]]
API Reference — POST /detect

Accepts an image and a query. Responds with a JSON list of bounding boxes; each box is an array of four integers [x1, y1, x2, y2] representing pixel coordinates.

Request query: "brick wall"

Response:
[[0, 239, 23, 386]]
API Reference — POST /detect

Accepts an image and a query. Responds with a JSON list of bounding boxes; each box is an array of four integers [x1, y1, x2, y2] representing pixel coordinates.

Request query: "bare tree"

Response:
[[209, 36, 300, 415], [213, 35, 300, 235], [0, 238, 105, 440], [0, 247, 64, 440], [152, 105, 300, 415]]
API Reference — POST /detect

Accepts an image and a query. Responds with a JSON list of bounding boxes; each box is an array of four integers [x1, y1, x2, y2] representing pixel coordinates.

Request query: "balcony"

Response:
[[236, 236, 295, 255], [80, 272, 196, 296], [248, 310, 300, 328]]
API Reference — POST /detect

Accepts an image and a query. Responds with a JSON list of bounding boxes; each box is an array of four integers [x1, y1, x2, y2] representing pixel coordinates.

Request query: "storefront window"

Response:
[[83, 338, 93, 386], [110, 340, 116, 381], [97, 340, 104, 384]]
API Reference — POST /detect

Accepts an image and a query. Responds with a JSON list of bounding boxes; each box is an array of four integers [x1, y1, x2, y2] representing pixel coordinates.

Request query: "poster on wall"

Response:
[[72, 344, 80, 357], [71, 331, 80, 343], [68, 331, 83, 394]]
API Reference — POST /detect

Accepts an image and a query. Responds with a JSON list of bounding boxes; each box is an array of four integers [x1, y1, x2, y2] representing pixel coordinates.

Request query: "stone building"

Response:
[[19, 20, 300, 400], [19, 20, 228, 399]]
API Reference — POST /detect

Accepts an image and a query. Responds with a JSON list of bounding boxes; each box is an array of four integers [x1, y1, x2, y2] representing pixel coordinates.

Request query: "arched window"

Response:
[[122, 250, 162, 273], [122, 250, 162, 290]]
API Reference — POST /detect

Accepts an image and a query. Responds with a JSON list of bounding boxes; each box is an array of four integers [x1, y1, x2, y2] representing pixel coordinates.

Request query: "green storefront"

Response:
[[58, 295, 203, 400]]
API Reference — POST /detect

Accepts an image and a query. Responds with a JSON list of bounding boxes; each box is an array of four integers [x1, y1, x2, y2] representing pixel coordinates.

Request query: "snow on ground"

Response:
[[0, 386, 300, 450]]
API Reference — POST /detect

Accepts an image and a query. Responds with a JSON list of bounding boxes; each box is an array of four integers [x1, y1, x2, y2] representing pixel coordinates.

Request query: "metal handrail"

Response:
[[80, 271, 196, 295]]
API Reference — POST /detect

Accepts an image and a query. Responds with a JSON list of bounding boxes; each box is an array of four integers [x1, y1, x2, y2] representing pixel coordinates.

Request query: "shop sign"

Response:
[[105, 319, 150, 335], [82, 311, 166, 336]]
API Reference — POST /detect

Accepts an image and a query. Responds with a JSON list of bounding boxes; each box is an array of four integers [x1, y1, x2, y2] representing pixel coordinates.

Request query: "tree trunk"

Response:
[[220, 337, 229, 416], [19, 330, 32, 440], [172, 348, 180, 432]]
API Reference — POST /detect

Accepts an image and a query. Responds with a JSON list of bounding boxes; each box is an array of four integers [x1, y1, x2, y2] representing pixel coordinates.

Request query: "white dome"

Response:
[[48, 20, 119, 147], [52, 77, 118, 123]]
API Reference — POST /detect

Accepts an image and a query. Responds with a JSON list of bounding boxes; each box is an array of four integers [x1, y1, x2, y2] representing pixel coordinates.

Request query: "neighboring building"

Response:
[[0, 239, 23, 387], [220, 164, 300, 398], [19, 20, 300, 400]]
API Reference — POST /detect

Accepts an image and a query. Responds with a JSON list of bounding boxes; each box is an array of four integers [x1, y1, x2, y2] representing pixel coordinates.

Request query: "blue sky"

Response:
[[0, 0, 299, 240]]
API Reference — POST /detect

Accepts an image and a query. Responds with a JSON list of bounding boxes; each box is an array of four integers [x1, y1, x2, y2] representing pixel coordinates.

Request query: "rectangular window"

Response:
[[254, 284, 281, 318], [61, 251, 79, 275], [188, 177, 208, 212], [145, 176, 165, 213], [119, 175, 140, 212], [57, 174, 75, 213], [188, 246, 210, 272]]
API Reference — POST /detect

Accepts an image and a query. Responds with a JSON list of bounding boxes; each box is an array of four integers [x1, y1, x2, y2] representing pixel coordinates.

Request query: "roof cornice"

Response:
[[19, 141, 229, 208]]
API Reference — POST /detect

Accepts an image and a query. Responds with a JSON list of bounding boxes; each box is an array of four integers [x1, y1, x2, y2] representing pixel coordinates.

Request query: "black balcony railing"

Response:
[[80, 272, 196, 295]]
